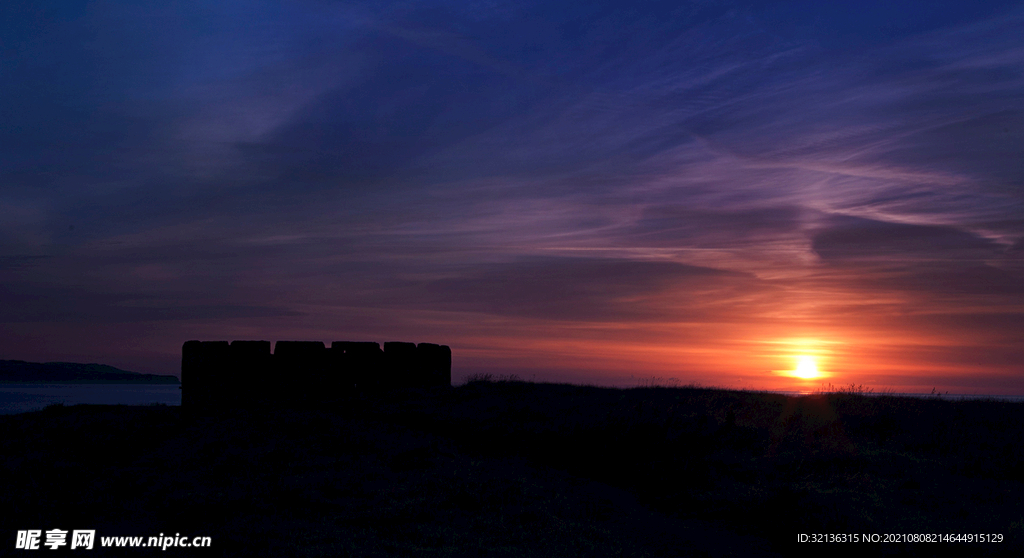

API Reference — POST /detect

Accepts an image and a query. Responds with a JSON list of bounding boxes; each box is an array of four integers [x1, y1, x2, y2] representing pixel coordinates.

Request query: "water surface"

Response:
[[0, 383, 181, 414]]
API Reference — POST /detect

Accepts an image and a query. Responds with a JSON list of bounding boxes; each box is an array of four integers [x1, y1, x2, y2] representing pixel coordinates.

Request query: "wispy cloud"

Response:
[[2, 0, 1023, 391]]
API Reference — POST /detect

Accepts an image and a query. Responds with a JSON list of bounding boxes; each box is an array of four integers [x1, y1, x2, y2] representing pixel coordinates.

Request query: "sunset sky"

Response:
[[2, 1, 1023, 393]]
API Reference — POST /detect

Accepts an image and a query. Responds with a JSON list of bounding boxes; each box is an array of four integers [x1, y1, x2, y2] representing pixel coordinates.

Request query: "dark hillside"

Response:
[[1, 380, 1020, 556], [0, 360, 179, 383]]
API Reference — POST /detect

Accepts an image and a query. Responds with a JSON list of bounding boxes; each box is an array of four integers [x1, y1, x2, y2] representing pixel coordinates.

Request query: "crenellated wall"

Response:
[[181, 340, 451, 408]]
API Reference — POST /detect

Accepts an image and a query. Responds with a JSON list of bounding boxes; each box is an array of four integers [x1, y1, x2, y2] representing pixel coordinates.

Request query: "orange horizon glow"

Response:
[[444, 325, 1021, 394]]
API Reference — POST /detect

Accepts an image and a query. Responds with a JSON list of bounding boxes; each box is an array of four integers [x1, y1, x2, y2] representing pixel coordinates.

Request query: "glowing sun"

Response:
[[791, 356, 821, 380]]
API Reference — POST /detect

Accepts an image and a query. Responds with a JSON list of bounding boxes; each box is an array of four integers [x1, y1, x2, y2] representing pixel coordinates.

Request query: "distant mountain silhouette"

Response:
[[0, 360, 179, 384]]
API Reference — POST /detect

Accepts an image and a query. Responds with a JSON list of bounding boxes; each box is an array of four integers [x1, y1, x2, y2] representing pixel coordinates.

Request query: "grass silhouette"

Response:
[[1, 379, 1021, 556]]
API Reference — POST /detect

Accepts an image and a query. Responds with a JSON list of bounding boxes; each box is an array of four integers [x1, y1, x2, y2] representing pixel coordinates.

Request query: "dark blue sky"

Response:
[[2, 1, 1023, 392]]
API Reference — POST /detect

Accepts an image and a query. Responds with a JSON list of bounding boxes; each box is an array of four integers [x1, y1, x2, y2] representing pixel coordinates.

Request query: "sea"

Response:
[[0, 383, 181, 415], [1, 384, 1022, 415]]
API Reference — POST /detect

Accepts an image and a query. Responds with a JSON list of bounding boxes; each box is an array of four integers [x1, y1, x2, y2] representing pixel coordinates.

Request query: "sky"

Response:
[[2, 0, 1023, 393]]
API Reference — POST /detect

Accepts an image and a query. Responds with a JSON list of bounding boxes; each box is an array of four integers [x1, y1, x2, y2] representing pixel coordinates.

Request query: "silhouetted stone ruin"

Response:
[[182, 340, 450, 409]]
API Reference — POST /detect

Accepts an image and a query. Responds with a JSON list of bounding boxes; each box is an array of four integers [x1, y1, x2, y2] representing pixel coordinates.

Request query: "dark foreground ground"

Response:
[[2, 380, 1022, 556]]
